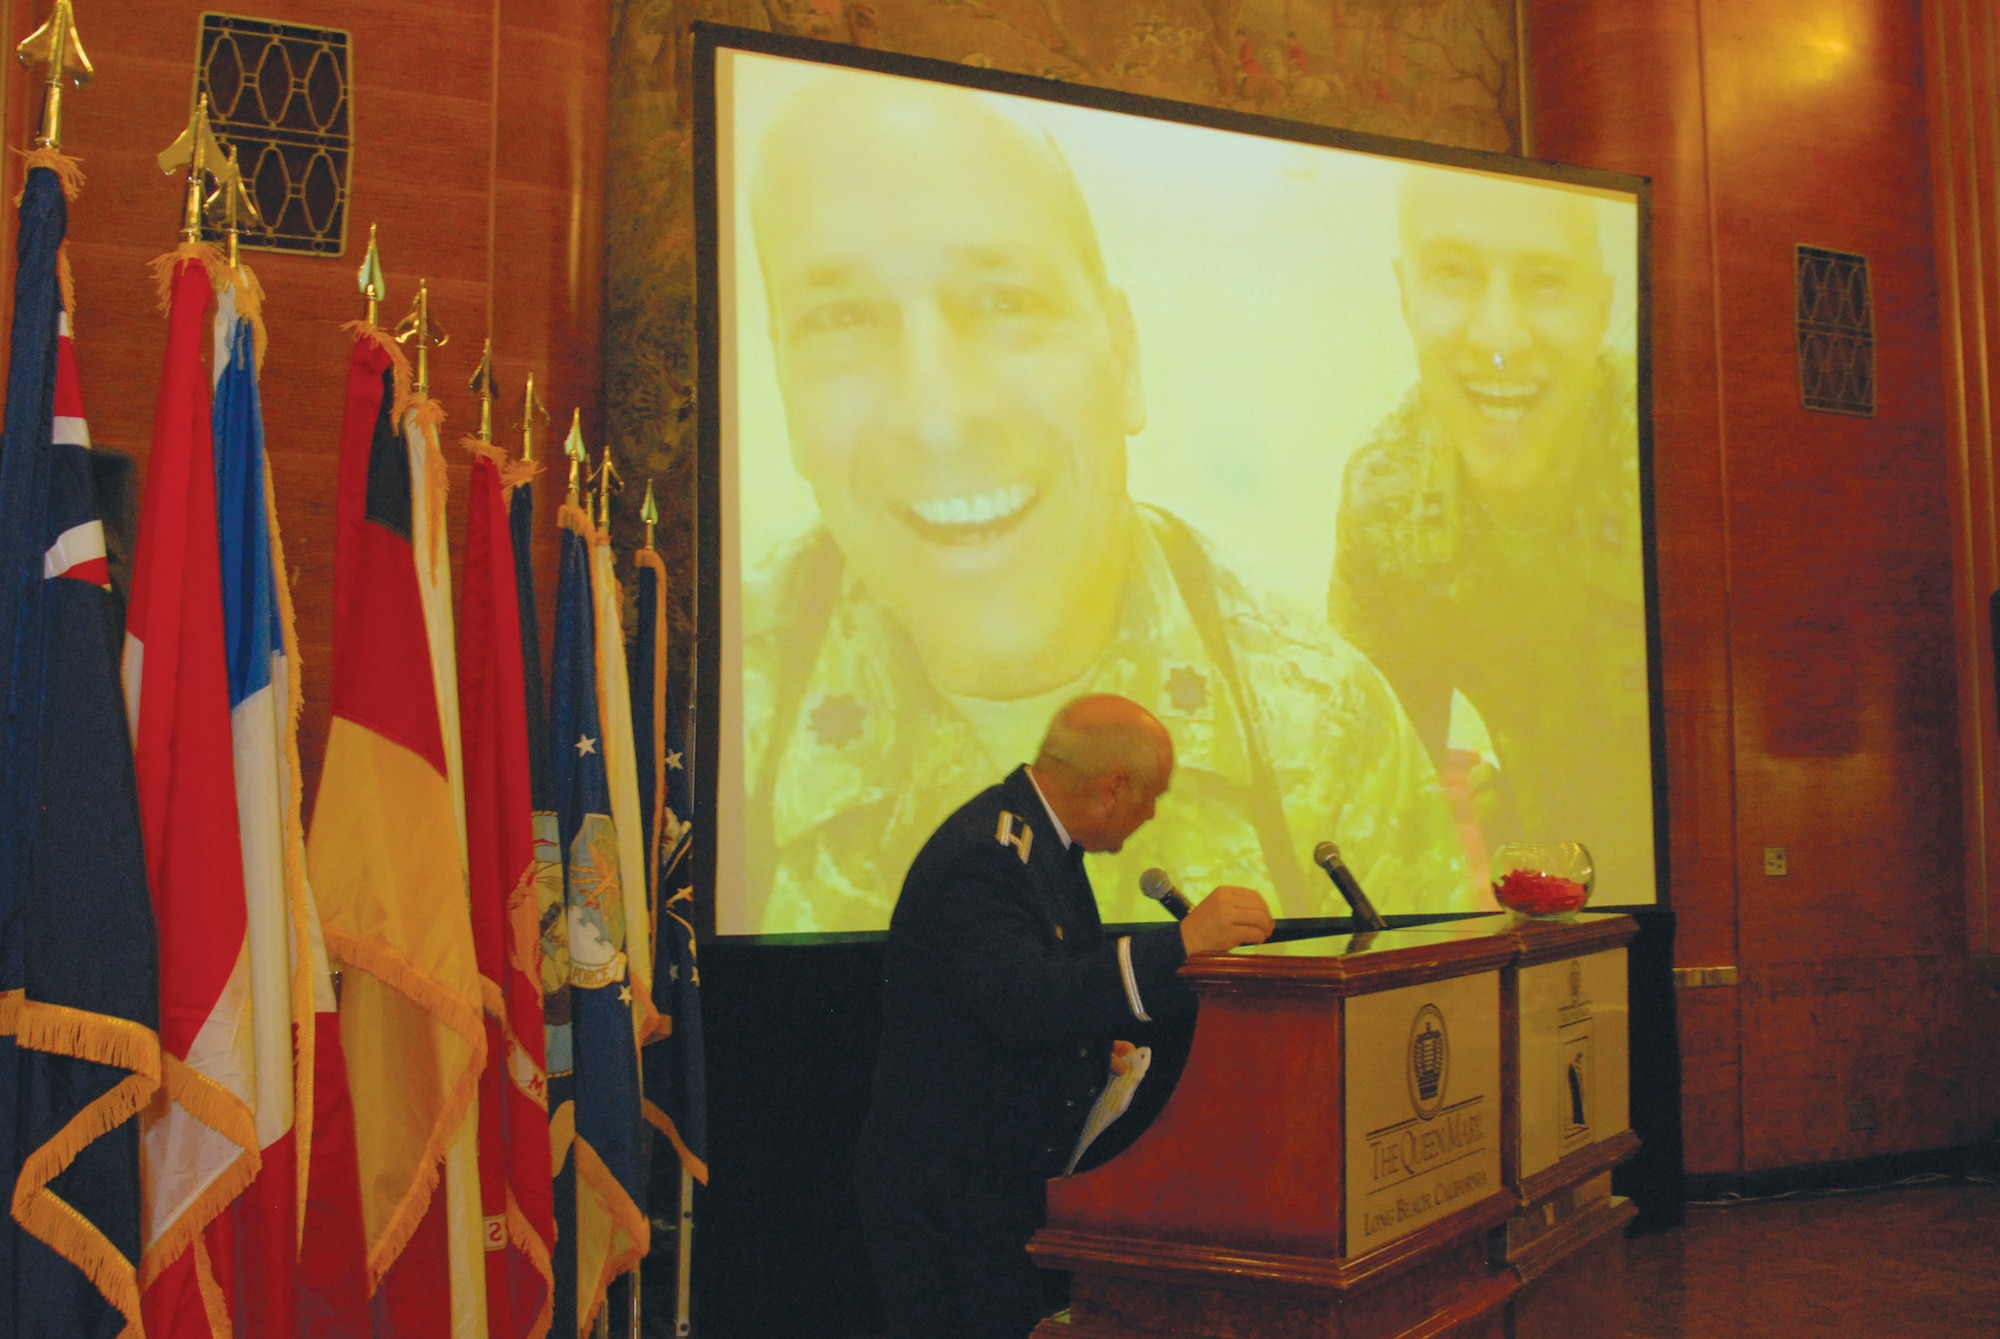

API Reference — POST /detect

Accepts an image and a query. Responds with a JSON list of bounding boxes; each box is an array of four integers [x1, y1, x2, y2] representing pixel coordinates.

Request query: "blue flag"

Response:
[[634, 548, 706, 1182], [547, 507, 647, 1336], [0, 161, 161, 1338]]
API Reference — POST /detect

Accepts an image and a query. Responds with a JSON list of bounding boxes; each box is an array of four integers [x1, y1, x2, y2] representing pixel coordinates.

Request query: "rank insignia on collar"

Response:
[[1053, 924, 1064, 940], [996, 811, 1032, 863], [1166, 665, 1208, 713], [809, 693, 867, 749]]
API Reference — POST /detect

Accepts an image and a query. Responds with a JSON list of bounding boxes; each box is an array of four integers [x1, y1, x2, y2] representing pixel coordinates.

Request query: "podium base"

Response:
[[1030, 1230, 1514, 1339], [1501, 1192, 1636, 1339]]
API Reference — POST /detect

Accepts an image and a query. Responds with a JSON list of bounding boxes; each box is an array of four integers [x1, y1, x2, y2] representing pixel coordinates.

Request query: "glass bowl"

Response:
[[1491, 842, 1594, 922]]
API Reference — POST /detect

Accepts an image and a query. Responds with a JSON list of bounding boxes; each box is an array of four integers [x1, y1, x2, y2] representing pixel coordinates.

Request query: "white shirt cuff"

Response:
[[1117, 935, 1151, 1023]]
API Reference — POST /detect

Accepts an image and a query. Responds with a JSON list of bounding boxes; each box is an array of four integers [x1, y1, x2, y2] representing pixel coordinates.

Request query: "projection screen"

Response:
[[699, 31, 1659, 939]]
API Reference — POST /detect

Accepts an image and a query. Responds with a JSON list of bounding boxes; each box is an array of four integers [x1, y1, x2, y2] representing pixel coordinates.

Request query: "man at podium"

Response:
[[855, 696, 1273, 1339]]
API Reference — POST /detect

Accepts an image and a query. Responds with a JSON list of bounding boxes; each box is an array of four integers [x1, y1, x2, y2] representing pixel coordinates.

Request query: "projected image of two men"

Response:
[[715, 52, 1652, 937]]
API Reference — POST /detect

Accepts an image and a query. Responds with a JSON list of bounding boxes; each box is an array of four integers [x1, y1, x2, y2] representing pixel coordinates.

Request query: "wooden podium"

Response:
[[1497, 915, 1640, 1338], [1029, 915, 1640, 1339]]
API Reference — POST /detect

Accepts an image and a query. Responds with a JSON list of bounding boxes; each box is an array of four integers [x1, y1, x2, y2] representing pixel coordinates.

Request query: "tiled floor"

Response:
[[1622, 1181, 2000, 1337]]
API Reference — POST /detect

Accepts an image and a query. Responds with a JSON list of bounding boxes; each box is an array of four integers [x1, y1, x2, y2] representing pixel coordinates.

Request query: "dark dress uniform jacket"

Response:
[[861, 765, 1194, 1179]]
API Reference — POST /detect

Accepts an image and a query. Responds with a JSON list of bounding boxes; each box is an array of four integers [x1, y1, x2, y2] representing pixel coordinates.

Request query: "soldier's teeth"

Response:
[[910, 483, 1033, 527], [1465, 381, 1537, 400]]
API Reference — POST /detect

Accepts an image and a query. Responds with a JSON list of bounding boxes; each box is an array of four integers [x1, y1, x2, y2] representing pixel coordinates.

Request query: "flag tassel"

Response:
[[8, 1072, 157, 1338]]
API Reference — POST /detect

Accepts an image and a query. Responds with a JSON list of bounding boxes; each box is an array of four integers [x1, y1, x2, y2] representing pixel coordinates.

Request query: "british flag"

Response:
[[0, 159, 161, 1338]]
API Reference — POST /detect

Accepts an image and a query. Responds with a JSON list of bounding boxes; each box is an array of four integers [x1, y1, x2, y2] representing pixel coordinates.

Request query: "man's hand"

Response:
[[1110, 1039, 1136, 1076], [1180, 885, 1274, 955]]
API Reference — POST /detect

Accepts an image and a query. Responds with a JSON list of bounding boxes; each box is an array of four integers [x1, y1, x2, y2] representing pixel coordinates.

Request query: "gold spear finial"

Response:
[[520, 372, 549, 463], [563, 408, 586, 500], [357, 223, 386, 326], [157, 92, 227, 243], [17, 0, 92, 152], [595, 443, 622, 530], [394, 279, 450, 397], [640, 478, 658, 551], [468, 339, 499, 442], [209, 143, 264, 269]]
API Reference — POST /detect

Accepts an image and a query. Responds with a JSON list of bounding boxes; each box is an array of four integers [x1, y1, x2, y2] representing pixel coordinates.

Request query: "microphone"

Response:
[[1139, 867, 1194, 921], [1313, 841, 1388, 932]]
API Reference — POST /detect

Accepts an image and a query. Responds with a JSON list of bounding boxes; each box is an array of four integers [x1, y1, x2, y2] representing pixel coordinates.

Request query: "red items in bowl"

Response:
[[1493, 868, 1589, 918]]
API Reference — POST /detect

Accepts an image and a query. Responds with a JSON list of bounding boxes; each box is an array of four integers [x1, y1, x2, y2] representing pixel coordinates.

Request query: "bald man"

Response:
[[1329, 168, 1654, 897], [742, 74, 1471, 934], [856, 695, 1272, 1339]]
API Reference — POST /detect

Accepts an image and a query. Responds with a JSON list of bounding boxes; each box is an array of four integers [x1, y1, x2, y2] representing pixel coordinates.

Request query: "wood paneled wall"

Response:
[[0, 0, 607, 803], [1528, 0, 2000, 1176]]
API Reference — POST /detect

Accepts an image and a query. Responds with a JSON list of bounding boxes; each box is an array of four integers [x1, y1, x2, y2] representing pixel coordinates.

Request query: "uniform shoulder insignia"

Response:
[[995, 811, 1033, 864]]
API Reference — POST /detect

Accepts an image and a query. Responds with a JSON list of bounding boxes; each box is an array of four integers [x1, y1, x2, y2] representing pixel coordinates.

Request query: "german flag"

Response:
[[305, 328, 484, 1334]]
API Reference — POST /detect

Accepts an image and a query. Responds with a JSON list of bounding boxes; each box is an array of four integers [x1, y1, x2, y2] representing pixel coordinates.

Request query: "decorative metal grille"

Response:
[[1795, 245, 1874, 416], [195, 14, 352, 256]]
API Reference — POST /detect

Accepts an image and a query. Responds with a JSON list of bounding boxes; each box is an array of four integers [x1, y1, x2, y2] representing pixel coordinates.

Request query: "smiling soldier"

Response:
[[1328, 167, 1653, 898], [742, 76, 1469, 934]]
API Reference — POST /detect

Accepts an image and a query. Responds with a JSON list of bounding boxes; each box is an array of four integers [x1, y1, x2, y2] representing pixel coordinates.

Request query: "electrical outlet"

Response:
[[1846, 1100, 1876, 1131], [1763, 847, 1788, 876]]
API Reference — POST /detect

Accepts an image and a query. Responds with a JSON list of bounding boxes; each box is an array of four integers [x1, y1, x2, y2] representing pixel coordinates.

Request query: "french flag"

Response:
[[205, 278, 370, 1333], [126, 254, 261, 1333]]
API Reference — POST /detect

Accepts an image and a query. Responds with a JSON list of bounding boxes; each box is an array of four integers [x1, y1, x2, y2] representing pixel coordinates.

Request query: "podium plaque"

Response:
[[1344, 970, 1502, 1257], [1498, 915, 1641, 1339]]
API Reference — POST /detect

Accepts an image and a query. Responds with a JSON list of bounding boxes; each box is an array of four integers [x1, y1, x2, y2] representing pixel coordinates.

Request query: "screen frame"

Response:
[[689, 20, 1665, 942]]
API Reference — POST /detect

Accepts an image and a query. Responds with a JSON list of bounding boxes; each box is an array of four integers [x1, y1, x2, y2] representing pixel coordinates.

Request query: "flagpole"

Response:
[[17, 0, 92, 151], [675, 1167, 695, 1336]]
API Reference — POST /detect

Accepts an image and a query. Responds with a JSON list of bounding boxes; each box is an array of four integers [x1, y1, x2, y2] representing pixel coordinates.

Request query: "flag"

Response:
[[401, 379, 491, 1339], [548, 503, 648, 1337], [207, 270, 370, 1335], [461, 439, 556, 1336], [306, 329, 485, 1337], [634, 546, 706, 1184], [126, 245, 270, 1334], [0, 154, 161, 1338], [590, 524, 657, 1048]]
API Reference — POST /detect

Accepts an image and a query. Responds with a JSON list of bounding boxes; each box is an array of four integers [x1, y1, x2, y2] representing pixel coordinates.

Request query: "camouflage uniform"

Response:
[[1329, 356, 1654, 899], [744, 506, 1471, 933]]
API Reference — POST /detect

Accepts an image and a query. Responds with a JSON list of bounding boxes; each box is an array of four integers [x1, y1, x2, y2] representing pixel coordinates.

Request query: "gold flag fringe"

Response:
[[643, 1098, 710, 1186], [192, 1235, 234, 1339], [574, 1136, 652, 1337], [9, 1000, 162, 1339], [56, 245, 76, 329], [340, 320, 414, 425], [503, 458, 541, 494], [11, 1071, 155, 1339], [319, 923, 488, 1291], [558, 500, 600, 548], [265, 453, 320, 1252], [504, 1182, 556, 1339], [10, 151, 85, 327], [224, 258, 270, 374], [460, 435, 544, 494], [460, 435, 509, 469], [13, 146, 84, 202], [138, 1056, 265, 1290], [408, 396, 450, 581], [148, 242, 231, 315]]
